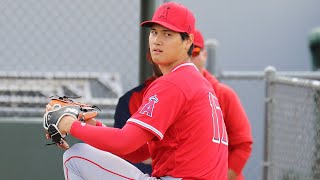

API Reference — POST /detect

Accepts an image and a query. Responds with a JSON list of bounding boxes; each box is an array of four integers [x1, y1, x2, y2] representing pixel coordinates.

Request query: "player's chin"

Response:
[[151, 56, 163, 65]]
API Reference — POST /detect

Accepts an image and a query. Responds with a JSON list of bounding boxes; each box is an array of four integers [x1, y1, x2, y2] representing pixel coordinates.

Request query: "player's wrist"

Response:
[[58, 116, 76, 134]]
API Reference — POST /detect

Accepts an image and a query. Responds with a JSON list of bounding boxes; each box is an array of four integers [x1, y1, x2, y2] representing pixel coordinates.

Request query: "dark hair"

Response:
[[180, 32, 194, 56]]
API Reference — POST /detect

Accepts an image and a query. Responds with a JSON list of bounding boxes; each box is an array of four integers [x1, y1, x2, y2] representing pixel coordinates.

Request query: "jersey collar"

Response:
[[171, 62, 199, 73]]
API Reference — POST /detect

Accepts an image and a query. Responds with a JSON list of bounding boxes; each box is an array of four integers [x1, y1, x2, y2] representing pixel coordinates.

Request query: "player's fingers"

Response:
[[84, 118, 97, 126], [58, 139, 70, 150], [58, 144, 69, 150], [45, 104, 52, 111]]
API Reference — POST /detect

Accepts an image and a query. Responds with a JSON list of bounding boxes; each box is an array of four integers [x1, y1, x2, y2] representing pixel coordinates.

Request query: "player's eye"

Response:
[[150, 29, 157, 35]]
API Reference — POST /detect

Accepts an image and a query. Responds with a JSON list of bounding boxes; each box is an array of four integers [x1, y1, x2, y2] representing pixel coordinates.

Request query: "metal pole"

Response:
[[263, 66, 276, 180], [139, 0, 156, 83], [205, 39, 219, 76]]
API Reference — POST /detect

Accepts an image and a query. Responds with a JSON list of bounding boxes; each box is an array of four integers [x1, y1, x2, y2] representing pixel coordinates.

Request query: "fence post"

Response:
[[263, 66, 276, 180], [139, 0, 156, 84], [206, 39, 219, 76]]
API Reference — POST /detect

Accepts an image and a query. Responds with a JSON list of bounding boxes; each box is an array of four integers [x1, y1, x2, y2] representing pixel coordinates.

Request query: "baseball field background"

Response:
[[0, 0, 320, 179]]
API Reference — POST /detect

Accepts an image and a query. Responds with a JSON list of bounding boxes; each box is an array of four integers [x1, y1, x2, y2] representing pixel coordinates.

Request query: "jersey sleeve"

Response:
[[70, 122, 154, 156], [127, 81, 186, 140]]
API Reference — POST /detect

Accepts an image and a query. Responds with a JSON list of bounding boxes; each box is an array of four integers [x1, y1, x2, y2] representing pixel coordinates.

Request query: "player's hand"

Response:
[[228, 169, 238, 180], [142, 158, 152, 165], [45, 133, 70, 150], [43, 96, 100, 146], [47, 102, 98, 126], [45, 103, 52, 112], [45, 104, 71, 149], [45, 103, 74, 135]]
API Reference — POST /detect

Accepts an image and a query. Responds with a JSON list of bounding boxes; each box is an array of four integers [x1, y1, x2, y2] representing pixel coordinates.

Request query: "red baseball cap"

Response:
[[140, 2, 195, 34], [193, 29, 204, 48]]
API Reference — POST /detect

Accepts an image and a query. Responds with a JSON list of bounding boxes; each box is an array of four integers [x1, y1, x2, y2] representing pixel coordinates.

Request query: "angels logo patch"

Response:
[[159, 6, 170, 19], [139, 95, 158, 117]]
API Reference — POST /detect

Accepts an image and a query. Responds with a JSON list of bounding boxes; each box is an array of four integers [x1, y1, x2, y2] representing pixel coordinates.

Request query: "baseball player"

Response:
[[191, 29, 253, 180], [45, 2, 228, 179], [114, 29, 253, 180]]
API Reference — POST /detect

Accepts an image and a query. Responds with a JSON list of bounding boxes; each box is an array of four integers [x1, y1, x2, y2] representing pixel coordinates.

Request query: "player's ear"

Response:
[[184, 33, 194, 53], [187, 33, 194, 47]]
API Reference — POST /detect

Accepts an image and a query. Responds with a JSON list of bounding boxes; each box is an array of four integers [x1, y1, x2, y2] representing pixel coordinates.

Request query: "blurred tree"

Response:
[[309, 27, 320, 71]]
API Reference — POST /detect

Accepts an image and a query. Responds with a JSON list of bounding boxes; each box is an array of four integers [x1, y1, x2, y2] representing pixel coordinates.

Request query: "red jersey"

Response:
[[128, 63, 228, 179], [202, 69, 253, 180]]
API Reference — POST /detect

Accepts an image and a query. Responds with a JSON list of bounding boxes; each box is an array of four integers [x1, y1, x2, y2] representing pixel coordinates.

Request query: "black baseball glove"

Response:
[[43, 95, 100, 145]]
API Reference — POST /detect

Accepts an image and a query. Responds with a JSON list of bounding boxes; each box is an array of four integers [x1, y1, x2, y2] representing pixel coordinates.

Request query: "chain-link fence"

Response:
[[264, 68, 320, 180], [0, 0, 144, 125], [0, 0, 140, 92], [218, 67, 320, 180], [0, 2, 141, 179]]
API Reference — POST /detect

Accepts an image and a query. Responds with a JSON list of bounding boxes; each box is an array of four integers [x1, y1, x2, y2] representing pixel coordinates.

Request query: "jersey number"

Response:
[[209, 92, 228, 145]]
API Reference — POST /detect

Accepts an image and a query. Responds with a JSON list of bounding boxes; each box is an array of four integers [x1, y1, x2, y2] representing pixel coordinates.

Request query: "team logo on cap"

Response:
[[140, 95, 159, 117], [159, 6, 170, 19]]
